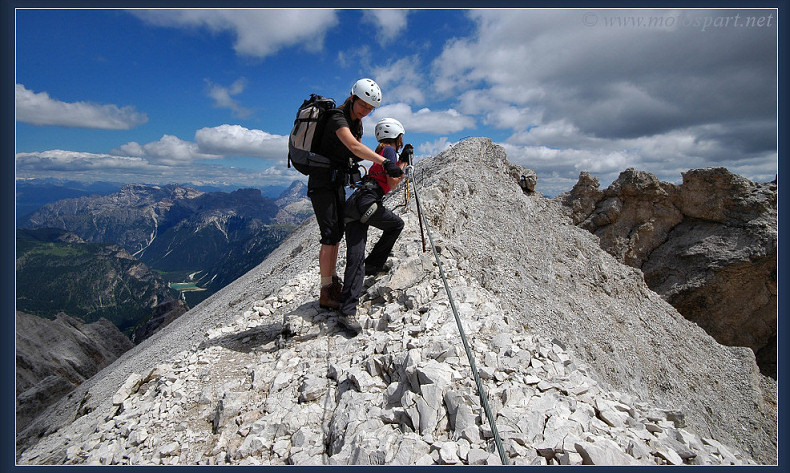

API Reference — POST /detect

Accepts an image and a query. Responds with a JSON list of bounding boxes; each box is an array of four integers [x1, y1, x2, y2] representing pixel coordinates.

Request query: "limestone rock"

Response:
[[558, 167, 777, 378], [576, 438, 644, 465], [15, 312, 134, 432], [111, 373, 143, 405]]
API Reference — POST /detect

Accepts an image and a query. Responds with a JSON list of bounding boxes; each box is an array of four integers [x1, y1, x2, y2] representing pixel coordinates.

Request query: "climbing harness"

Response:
[[409, 171, 509, 466], [347, 163, 368, 188], [344, 179, 382, 224]]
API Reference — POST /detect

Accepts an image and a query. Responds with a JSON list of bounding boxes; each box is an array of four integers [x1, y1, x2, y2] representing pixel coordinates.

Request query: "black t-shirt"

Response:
[[317, 106, 363, 169]]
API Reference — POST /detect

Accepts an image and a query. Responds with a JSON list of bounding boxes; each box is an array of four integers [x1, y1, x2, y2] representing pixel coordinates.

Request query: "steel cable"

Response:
[[406, 166, 509, 465]]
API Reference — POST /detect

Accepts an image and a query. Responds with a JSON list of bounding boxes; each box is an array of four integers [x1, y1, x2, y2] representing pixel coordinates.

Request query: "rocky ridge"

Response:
[[557, 168, 777, 377], [16, 138, 776, 465], [16, 236, 758, 466]]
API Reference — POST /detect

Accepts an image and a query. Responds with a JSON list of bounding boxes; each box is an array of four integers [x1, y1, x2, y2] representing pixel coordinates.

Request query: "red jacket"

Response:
[[369, 146, 398, 194]]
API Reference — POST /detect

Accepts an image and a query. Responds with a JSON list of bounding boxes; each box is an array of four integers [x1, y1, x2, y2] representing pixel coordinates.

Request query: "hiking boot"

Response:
[[338, 312, 362, 334], [319, 285, 340, 310], [364, 263, 386, 276], [329, 279, 343, 299]]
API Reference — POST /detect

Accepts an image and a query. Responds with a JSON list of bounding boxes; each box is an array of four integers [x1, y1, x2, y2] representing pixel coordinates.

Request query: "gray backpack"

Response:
[[287, 94, 336, 175]]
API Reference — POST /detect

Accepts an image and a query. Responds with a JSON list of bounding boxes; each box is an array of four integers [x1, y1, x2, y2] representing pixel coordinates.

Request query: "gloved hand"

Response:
[[383, 159, 404, 178], [399, 144, 414, 163]]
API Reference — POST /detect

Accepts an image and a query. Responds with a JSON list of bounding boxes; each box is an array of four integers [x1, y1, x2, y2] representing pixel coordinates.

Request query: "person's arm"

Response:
[[336, 127, 387, 165]]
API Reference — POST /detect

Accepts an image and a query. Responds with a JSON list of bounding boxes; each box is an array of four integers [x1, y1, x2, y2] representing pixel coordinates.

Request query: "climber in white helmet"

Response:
[[307, 78, 404, 321], [337, 117, 412, 334]]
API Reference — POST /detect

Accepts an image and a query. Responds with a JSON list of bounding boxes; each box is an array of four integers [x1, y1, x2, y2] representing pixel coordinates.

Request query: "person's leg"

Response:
[[332, 181, 347, 279], [309, 181, 344, 308], [311, 189, 338, 282], [318, 243, 342, 308], [329, 243, 340, 279], [328, 182, 346, 295], [319, 243, 339, 281], [339, 221, 368, 317], [365, 207, 404, 271]]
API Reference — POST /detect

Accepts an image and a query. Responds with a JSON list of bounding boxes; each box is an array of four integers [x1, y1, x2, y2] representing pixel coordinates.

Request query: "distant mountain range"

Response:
[[18, 181, 312, 309], [15, 178, 296, 225]]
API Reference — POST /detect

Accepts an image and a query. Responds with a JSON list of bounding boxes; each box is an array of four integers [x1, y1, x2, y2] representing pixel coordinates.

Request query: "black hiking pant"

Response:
[[307, 170, 346, 245], [339, 191, 404, 316]]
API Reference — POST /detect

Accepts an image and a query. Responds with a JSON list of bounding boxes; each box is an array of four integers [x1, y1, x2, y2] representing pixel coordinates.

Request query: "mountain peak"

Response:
[[275, 180, 307, 205], [16, 138, 775, 466]]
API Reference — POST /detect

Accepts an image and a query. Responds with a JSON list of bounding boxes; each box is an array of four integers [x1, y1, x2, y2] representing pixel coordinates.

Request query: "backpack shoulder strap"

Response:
[[311, 108, 343, 155]]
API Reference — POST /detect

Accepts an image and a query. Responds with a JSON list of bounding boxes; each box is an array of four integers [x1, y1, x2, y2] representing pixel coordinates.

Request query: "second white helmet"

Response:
[[375, 118, 405, 141], [351, 78, 382, 108]]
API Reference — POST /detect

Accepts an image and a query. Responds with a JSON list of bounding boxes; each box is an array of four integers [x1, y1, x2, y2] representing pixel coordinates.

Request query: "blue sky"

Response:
[[15, 8, 778, 196]]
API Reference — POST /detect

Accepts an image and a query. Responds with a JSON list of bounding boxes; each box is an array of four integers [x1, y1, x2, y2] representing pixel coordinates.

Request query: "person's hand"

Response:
[[383, 159, 404, 178], [399, 144, 414, 163]]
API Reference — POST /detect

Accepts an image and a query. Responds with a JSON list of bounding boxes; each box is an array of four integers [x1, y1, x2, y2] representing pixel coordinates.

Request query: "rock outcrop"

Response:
[[15, 138, 777, 465], [557, 168, 777, 378], [130, 299, 190, 344], [15, 312, 135, 432]]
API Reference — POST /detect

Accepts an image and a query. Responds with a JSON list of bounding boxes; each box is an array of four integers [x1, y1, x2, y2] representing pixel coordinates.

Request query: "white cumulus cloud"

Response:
[[15, 149, 301, 188], [16, 150, 152, 172], [362, 9, 410, 45], [205, 78, 253, 118], [15, 84, 148, 130], [195, 124, 288, 159], [372, 56, 426, 105], [130, 9, 340, 58], [113, 135, 222, 165], [369, 103, 475, 135], [417, 137, 454, 157]]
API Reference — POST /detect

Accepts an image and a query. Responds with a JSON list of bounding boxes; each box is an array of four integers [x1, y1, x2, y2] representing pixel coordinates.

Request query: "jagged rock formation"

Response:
[[15, 138, 777, 465], [557, 168, 777, 378], [15, 312, 134, 433]]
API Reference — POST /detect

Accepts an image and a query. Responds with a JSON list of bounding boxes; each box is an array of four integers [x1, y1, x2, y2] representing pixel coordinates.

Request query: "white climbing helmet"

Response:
[[375, 118, 405, 142], [351, 78, 382, 108]]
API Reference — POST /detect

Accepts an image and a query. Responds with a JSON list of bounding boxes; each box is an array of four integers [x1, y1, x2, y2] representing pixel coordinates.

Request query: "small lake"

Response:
[[169, 282, 206, 292]]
